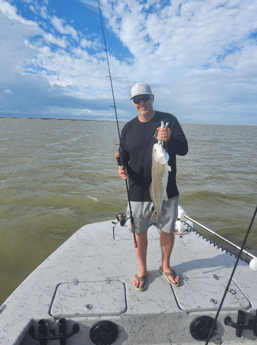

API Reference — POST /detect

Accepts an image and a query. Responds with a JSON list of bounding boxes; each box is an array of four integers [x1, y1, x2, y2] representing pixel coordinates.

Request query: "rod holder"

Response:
[[224, 310, 257, 337], [59, 319, 67, 345], [38, 319, 47, 345], [28, 319, 79, 344]]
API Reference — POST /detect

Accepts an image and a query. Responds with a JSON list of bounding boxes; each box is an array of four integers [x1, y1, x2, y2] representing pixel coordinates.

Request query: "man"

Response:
[[117, 82, 188, 291]]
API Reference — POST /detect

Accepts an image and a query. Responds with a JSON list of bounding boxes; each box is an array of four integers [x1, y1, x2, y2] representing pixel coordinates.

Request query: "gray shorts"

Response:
[[126, 195, 179, 234]]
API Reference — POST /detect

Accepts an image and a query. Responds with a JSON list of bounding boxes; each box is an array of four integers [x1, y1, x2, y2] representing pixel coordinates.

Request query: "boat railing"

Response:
[[185, 215, 256, 264]]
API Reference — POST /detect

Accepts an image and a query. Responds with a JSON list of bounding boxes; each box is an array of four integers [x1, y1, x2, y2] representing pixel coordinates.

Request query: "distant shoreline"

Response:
[[0, 116, 107, 122], [0, 116, 256, 126], [0, 116, 91, 121]]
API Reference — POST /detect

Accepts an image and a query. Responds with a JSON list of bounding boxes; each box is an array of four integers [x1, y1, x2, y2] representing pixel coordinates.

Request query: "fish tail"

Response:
[[148, 211, 162, 225]]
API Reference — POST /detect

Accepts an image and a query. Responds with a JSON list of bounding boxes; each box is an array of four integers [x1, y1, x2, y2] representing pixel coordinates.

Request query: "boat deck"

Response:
[[0, 219, 256, 344]]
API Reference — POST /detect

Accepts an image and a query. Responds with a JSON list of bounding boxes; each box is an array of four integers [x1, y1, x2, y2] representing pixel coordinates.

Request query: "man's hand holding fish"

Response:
[[156, 126, 171, 142]]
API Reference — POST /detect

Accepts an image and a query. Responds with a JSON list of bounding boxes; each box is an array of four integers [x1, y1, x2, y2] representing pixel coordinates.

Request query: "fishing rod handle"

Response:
[[115, 153, 127, 173], [115, 152, 121, 167]]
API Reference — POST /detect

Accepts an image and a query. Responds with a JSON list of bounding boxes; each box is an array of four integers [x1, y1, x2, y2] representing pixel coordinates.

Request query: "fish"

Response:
[[149, 121, 171, 225]]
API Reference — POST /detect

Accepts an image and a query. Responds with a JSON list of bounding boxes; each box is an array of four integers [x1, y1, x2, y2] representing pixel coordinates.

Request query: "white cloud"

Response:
[[80, 37, 100, 50], [0, 0, 257, 124], [0, 11, 42, 83], [4, 89, 12, 94], [21, 40, 111, 98], [98, 1, 257, 108], [43, 33, 67, 48], [29, 5, 36, 13], [0, 0, 37, 26], [51, 16, 78, 40], [79, 0, 99, 13], [40, 5, 48, 19]]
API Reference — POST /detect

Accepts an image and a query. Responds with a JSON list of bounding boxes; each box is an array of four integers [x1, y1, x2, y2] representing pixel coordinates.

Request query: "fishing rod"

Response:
[[205, 205, 257, 345], [97, 0, 137, 248]]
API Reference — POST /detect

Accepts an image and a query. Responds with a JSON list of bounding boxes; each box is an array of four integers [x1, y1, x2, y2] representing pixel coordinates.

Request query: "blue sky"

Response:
[[0, 0, 257, 124]]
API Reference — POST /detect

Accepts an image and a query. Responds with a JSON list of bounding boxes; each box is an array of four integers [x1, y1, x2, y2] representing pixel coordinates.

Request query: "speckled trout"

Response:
[[149, 121, 171, 225]]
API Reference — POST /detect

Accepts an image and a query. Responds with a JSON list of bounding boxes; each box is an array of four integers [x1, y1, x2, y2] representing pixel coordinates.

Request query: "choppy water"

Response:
[[0, 118, 256, 304]]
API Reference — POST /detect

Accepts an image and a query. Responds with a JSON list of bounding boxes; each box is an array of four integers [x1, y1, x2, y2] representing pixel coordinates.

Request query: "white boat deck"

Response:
[[0, 219, 257, 344]]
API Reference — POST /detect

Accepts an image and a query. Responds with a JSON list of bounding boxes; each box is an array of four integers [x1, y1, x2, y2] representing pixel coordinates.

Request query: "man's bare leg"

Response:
[[160, 231, 180, 285], [133, 229, 148, 289]]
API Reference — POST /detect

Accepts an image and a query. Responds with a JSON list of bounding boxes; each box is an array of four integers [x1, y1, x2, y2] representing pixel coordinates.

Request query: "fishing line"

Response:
[[97, 0, 137, 248], [205, 205, 257, 345]]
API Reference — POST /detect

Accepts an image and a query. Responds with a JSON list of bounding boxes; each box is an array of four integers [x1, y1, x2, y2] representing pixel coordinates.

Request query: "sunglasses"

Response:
[[132, 95, 151, 104]]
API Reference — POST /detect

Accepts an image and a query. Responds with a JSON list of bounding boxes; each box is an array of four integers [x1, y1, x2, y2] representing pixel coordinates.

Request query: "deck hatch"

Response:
[[50, 280, 127, 317], [173, 277, 250, 312]]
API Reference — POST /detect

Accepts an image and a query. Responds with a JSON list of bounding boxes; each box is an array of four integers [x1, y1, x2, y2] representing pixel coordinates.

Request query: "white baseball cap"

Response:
[[130, 82, 153, 99]]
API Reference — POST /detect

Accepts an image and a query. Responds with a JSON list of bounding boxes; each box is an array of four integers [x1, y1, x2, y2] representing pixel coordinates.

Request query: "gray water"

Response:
[[0, 117, 256, 304]]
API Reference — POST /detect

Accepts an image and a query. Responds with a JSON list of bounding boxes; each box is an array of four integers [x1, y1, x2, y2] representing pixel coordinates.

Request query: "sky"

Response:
[[0, 0, 257, 125]]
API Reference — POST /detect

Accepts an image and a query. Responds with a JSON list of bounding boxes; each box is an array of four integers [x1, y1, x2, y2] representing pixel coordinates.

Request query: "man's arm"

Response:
[[169, 119, 188, 156]]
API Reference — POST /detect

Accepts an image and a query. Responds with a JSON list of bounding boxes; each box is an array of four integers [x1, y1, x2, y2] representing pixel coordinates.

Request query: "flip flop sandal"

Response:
[[159, 267, 180, 287], [133, 274, 147, 291]]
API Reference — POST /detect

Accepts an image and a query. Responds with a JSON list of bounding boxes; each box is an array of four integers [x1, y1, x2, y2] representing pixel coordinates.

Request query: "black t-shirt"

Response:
[[119, 111, 188, 202]]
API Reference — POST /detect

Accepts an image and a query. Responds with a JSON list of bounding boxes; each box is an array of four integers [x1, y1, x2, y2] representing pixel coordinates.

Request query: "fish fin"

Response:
[[148, 211, 162, 225]]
